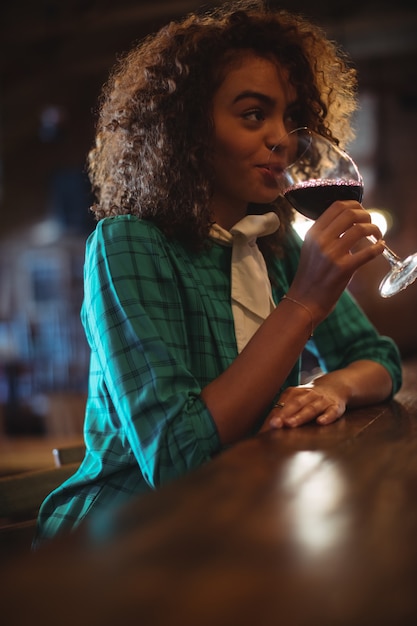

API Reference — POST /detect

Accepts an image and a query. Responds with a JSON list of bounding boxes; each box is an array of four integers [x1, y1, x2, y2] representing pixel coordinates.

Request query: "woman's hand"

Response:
[[260, 382, 348, 430], [289, 200, 385, 326], [260, 360, 393, 432]]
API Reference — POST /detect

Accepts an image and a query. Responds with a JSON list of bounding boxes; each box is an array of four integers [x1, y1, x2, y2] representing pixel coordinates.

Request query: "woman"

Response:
[[35, 0, 401, 543]]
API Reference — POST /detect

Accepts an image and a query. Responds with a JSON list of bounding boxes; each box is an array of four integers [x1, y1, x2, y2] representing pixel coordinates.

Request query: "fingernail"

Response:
[[270, 418, 283, 428]]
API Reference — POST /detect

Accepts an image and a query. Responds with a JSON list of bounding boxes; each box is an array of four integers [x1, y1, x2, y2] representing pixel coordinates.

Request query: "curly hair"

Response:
[[88, 0, 358, 253]]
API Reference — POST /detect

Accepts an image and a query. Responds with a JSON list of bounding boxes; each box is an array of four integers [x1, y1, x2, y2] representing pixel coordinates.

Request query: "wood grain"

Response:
[[1, 359, 416, 626]]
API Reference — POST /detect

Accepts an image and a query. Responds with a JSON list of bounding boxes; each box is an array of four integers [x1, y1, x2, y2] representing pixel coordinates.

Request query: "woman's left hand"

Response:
[[261, 383, 347, 430]]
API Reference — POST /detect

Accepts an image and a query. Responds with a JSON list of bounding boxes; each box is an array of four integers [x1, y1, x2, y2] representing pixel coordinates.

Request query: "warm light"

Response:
[[292, 214, 313, 240], [368, 209, 392, 237]]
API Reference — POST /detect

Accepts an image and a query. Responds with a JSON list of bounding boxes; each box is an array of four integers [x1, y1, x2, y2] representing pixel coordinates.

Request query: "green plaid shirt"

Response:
[[36, 215, 401, 542]]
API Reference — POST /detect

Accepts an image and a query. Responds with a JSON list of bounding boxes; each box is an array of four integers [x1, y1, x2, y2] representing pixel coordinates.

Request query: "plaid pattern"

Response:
[[35, 215, 402, 542]]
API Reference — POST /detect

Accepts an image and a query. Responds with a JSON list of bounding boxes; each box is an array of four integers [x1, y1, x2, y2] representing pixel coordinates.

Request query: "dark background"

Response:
[[0, 0, 416, 435]]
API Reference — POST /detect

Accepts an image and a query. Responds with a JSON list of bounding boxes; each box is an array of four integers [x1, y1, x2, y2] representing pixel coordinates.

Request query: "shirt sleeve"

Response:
[[306, 290, 402, 395], [82, 217, 221, 489]]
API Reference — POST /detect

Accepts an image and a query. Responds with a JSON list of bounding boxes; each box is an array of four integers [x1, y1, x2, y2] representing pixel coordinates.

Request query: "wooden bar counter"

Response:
[[1, 359, 417, 625]]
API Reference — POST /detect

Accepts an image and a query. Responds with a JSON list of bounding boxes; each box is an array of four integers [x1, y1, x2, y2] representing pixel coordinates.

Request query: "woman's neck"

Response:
[[210, 198, 248, 231]]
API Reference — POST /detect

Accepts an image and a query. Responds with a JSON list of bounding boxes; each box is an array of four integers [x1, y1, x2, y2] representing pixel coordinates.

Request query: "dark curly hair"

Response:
[[88, 0, 358, 253]]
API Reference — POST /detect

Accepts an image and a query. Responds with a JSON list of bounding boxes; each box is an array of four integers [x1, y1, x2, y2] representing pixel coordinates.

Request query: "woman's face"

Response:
[[210, 52, 299, 229]]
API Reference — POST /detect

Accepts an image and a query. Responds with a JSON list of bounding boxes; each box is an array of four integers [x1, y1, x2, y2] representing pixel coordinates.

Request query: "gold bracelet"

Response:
[[281, 295, 314, 338]]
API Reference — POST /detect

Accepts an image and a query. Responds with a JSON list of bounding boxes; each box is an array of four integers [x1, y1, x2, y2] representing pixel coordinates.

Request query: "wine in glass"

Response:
[[268, 127, 417, 298]]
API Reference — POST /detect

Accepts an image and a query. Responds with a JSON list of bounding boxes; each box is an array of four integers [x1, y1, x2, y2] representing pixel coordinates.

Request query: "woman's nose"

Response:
[[267, 128, 301, 172], [266, 124, 291, 153]]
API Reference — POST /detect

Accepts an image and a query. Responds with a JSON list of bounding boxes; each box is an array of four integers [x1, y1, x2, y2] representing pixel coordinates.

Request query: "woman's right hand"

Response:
[[288, 200, 384, 325]]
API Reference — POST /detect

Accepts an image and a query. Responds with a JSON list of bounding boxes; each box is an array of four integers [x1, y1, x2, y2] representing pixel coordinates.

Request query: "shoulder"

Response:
[[86, 216, 171, 260], [89, 215, 165, 246], [84, 216, 189, 284]]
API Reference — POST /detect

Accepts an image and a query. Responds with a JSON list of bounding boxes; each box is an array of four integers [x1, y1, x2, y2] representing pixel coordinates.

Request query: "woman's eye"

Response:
[[243, 109, 265, 122]]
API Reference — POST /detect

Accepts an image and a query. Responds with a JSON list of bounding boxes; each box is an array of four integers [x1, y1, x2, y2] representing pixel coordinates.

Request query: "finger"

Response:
[[269, 401, 287, 428], [280, 393, 341, 428], [316, 406, 342, 425], [269, 416, 284, 429], [335, 232, 385, 270], [322, 209, 377, 242], [280, 403, 323, 428], [282, 412, 316, 428], [315, 201, 367, 231], [337, 222, 382, 251]]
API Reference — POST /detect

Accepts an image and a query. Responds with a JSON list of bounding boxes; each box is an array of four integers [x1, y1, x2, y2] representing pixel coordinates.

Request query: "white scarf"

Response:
[[210, 212, 280, 352]]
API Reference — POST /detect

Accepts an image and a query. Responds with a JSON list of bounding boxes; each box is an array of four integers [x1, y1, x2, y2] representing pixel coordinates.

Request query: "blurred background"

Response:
[[0, 0, 416, 438]]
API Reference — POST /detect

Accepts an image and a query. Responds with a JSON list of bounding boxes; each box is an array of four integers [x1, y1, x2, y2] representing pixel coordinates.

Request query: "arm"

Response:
[[201, 294, 397, 439], [261, 289, 402, 429], [263, 359, 393, 430], [83, 219, 221, 488], [201, 201, 401, 442]]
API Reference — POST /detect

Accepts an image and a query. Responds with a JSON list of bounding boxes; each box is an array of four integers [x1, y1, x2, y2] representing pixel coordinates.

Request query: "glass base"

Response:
[[379, 253, 417, 298]]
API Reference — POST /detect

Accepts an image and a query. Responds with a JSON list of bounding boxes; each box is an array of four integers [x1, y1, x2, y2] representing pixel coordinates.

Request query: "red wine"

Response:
[[284, 179, 363, 220]]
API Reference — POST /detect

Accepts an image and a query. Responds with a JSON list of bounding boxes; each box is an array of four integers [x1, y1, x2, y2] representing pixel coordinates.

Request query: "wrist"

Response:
[[281, 294, 315, 338]]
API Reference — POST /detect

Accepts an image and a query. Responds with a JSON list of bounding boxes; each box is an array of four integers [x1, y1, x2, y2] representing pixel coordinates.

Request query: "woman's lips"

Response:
[[257, 164, 281, 180], [266, 160, 284, 177]]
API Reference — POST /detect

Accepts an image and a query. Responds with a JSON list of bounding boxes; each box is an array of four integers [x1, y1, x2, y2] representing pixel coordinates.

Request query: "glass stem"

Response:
[[368, 235, 402, 268]]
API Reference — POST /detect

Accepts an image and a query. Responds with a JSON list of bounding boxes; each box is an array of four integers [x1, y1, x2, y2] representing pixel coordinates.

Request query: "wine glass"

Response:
[[268, 127, 417, 298]]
